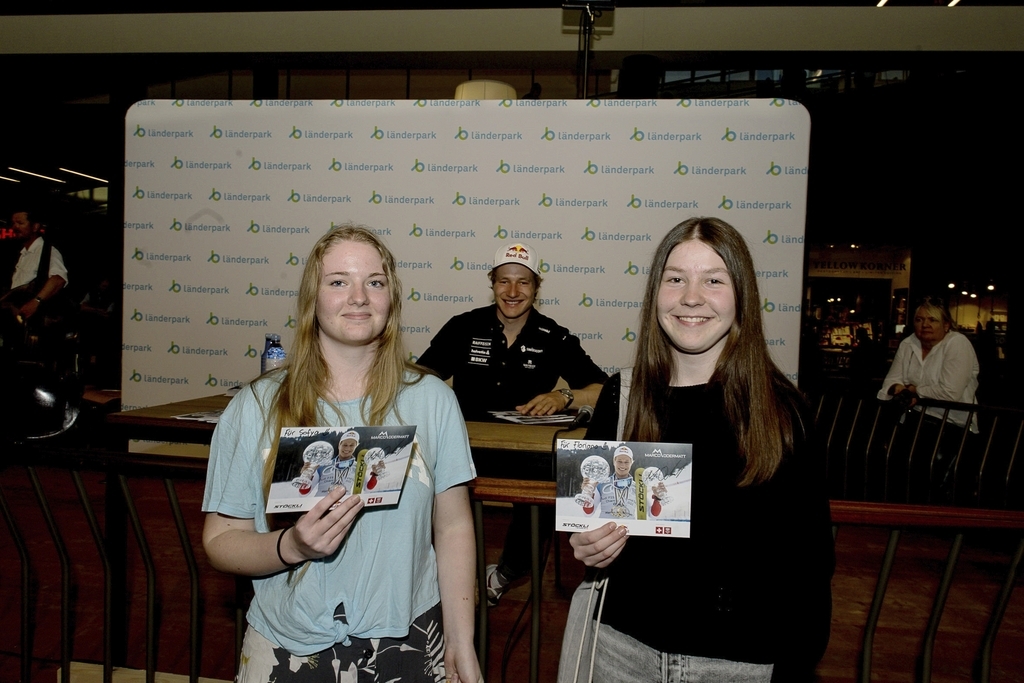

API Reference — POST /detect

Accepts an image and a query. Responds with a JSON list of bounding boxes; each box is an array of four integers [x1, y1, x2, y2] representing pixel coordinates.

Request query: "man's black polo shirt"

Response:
[[417, 305, 607, 420]]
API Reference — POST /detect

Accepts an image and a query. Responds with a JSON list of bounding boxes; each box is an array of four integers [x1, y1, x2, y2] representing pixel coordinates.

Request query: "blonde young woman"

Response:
[[560, 218, 834, 683], [202, 225, 481, 683]]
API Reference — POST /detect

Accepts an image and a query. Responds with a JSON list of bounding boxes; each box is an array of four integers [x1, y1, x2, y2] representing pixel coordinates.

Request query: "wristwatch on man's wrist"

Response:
[[557, 388, 574, 409]]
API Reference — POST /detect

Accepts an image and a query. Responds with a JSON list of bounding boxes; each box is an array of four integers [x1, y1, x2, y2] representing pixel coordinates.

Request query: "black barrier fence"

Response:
[[2, 430, 1024, 682], [814, 395, 1024, 508]]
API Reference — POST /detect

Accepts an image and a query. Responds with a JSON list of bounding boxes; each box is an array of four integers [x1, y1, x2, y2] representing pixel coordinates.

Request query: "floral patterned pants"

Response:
[[237, 602, 446, 683]]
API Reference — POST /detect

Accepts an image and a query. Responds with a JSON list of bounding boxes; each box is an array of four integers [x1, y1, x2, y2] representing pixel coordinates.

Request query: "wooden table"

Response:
[[108, 392, 583, 683], [107, 392, 583, 453]]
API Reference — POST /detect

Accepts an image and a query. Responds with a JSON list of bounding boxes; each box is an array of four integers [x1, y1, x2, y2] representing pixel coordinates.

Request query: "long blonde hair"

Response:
[[623, 217, 801, 486], [257, 224, 422, 502]]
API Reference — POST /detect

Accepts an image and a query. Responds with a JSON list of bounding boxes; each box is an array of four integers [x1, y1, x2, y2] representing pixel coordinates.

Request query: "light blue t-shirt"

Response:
[[202, 373, 476, 655]]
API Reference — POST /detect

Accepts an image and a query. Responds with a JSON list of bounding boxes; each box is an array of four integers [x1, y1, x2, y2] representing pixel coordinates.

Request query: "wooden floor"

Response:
[[1, 473, 1023, 682]]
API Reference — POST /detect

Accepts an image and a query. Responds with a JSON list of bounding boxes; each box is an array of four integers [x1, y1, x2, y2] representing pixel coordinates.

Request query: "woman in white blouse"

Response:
[[878, 296, 979, 430]]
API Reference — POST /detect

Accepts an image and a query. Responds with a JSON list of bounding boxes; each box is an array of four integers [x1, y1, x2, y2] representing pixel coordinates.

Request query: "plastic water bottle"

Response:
[[264, 334, 287, 372], [260, 333, 274, 374]]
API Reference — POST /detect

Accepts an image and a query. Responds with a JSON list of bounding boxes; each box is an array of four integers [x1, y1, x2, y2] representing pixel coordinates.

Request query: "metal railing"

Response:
[[814, 395, 1024, 508], [3, 441, 1023, 683], [0, 445, 215, 683]]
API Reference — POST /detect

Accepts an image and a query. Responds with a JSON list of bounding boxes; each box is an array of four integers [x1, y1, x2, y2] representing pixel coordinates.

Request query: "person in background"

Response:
[[6, 209, 68, 321], [877, 295, 980, 501], [878, 295, 979, 429], [417, 241, 607, 606], [560, 217, 833, 683], [202, 224, 481, 683], [418, 241, 606, 419]]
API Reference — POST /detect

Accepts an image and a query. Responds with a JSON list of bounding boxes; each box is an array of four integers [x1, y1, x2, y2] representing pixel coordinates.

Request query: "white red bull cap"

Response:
[[493, 242, 539, 275]]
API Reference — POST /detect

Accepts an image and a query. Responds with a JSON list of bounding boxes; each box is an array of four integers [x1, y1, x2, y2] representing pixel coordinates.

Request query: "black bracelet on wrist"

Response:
[[276, 527, 301, 569]]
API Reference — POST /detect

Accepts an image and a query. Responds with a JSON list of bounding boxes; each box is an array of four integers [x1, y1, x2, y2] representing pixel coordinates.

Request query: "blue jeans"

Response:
[[592, 621, 773, 683]]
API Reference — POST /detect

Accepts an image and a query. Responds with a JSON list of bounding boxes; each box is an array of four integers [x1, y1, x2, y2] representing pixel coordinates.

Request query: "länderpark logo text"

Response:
[[128, 369, 189, 386], [370, 125, 437, 141], [166, 341, 230, 357], [168, 218, 230, 233], [626, 194, 698, 211], [247, 220, 311, 236], [331, 221, 392, 237], [498, 99, 569, 109], [287, 189, 352, 205], [676, 98, 751, 109], [761, 299, 802, 313], [580, 226, 653, 243], [452, 191, 520, 208], [132, 124, 193, 139], [493, 225, 563, 241], [398, 258, 433, 271], [449, 256, 490, 272], [497, 160, 565, 175], [285, 252, 310, 266], [674, 162, 747, 177], [368, 190, 435, 206], [762, 230, 804, 246], [538, 193, 608, 209], [205, 373, 248, 389], [629, 126, 701, 142], [584, 161, 654, 176], [624, 261, 651, 276], [718, 195, 793, 212], [454, 126, 523, 142], [536, 260, 606, 276], [721, 127, 797, 143], [168, 279, 230, 295], [125, 159, 155, 169], [331, 100, 397, 108], [290, 125, 354, 141], [570, 329, 605, 342], [578, 293, 642, 310], [756, 268, 791, 281], [128, 308, 190, 325], [330, 159, 393, 173], [206, 250, 270, 266], [209, 125, 272, 140], [412, 100, 480, 109], [248, 157, 312, 172], [131, 186, 192, 202], [124, 220, 154, 231], [243, 283, 300, 298], [588, 99, 658, 108], [766, 161, 808, 176], [170, 156, 232, 171], [205, 311, 270, 328], [123, 283, 154, 293], [411, 159, 476, 174], [131, 247, 191, 263], [208, 187, 272, 203], [406, 288, 474, 304], [540, 127, 611, 142], [407, 223, 475, 239], [171, 99, 233, 108]]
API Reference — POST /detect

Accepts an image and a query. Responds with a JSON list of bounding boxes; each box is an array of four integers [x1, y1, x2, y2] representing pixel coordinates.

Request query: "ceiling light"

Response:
[[8, 167, 66, 183], [60, 168, 108, 183]]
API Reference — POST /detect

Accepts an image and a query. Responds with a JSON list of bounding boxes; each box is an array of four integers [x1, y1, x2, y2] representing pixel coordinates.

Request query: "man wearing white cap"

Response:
[[418, 241, 606, 420], [418, 241, 607, 604]]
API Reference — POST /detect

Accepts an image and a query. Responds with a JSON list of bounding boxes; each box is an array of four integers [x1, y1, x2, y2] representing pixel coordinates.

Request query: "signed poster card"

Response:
[[555, 438, 692, 538], [266, 425, 417, 513]]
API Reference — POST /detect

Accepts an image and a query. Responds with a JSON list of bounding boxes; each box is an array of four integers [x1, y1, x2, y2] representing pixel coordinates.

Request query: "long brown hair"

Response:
[[623, 217, 800, 485], [257, 223, 422, 501]]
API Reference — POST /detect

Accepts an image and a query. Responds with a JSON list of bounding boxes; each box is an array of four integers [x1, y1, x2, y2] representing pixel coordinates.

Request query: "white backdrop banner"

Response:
[[123, 98, 809, 412]]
